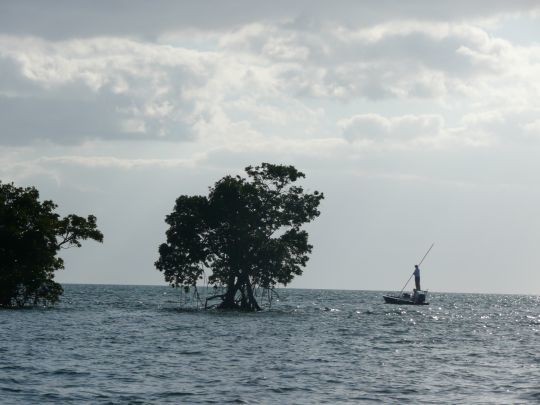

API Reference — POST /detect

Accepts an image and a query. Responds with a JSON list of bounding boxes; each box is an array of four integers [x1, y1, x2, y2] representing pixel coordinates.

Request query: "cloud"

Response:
[[1, 8, 540, 152], [339, 108, 540, 148], [1, 1, 538, 40], [218, 19, 537, 102], [0, 32, 328, 147], [0, 36, 212, 144], [340, 113, 444, 143], [462, 107, 540, 142], [39, 155, 205, 169], [0, 151, 210, 189]]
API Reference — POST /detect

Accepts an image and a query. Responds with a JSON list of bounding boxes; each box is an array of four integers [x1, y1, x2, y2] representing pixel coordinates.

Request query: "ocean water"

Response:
[[0, 285, 539, 404]]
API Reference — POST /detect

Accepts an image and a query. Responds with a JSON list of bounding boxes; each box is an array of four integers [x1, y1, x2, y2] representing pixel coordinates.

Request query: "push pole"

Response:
[[398, 243, 434, 295]]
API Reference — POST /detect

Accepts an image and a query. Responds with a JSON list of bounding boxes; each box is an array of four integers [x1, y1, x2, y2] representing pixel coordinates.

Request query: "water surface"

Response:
[[0, 285, 538, 403]]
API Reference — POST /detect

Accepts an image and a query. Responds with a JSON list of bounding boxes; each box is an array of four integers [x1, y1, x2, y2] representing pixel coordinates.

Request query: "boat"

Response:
[[383, 290, 429, 305], [384, 243, 434, 305]]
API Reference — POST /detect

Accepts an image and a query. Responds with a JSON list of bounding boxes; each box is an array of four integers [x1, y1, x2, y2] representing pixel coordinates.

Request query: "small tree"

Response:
[[155, 163, 324, 310], [0, 182, 103, 307]]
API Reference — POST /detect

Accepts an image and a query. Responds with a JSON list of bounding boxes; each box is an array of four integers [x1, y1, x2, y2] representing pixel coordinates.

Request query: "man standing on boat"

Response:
[[414, 265, 421, 291]]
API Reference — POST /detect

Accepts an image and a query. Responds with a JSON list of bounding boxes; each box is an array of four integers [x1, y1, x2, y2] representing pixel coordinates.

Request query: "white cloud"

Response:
[[2, 1, 539, 40], [462, 107, 540, 143], [337, 107, 540, 149], [2, 14, 540, 149], [215, 19, 540, 106]]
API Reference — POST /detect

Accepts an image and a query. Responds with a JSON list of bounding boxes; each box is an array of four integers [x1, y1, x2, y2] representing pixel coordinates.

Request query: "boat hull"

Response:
[[383, 290, 429, 305], [383, 295, 429, 305]]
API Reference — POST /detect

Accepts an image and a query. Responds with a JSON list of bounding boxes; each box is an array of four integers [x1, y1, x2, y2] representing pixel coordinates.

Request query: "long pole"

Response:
[[398, 243, 434, 295]]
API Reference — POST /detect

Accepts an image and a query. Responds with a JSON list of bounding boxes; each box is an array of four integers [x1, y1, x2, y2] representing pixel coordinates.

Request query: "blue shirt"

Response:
[[414, 267, 420, 277]]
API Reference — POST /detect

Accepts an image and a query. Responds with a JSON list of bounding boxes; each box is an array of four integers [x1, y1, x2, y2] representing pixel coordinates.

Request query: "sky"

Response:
[[2, 1, 540, 295]]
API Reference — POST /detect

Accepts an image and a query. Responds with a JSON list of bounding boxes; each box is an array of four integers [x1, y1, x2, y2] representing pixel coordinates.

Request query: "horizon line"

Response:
[[58, 282, 539, 296]]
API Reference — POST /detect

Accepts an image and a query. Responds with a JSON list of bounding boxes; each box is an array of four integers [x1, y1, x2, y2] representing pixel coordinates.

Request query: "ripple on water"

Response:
[[0, 286, 538, 404]]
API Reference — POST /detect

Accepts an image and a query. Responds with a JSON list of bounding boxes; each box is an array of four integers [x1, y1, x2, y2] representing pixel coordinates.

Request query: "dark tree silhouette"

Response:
[[0, 182, 103, 307], [155, 163, 324, 311]]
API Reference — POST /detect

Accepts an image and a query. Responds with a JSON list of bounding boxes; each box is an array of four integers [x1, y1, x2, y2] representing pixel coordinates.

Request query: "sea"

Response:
[[0, 285, 538, 404]]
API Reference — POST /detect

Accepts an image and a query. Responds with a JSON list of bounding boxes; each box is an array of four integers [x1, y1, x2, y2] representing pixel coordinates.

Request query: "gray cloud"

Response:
[[0, 86, 196, 145], [1, 1, 539, 40], [0, 95, 120, 145]]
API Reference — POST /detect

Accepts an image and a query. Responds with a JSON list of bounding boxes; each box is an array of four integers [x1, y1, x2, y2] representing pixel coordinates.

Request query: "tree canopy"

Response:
[[0, 182, 103, 307], [155, 163, 324, 310]]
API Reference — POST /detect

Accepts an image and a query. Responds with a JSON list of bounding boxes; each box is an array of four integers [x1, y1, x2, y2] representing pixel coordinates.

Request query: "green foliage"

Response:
[[0, 182, 103, 307], [155, 163, 324, 310]]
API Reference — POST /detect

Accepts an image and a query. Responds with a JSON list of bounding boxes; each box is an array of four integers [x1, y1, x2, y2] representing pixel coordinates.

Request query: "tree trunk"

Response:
[[245, 279, 261, 311], [217, 276, 240, 309], [216, 273, 261, 311]]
